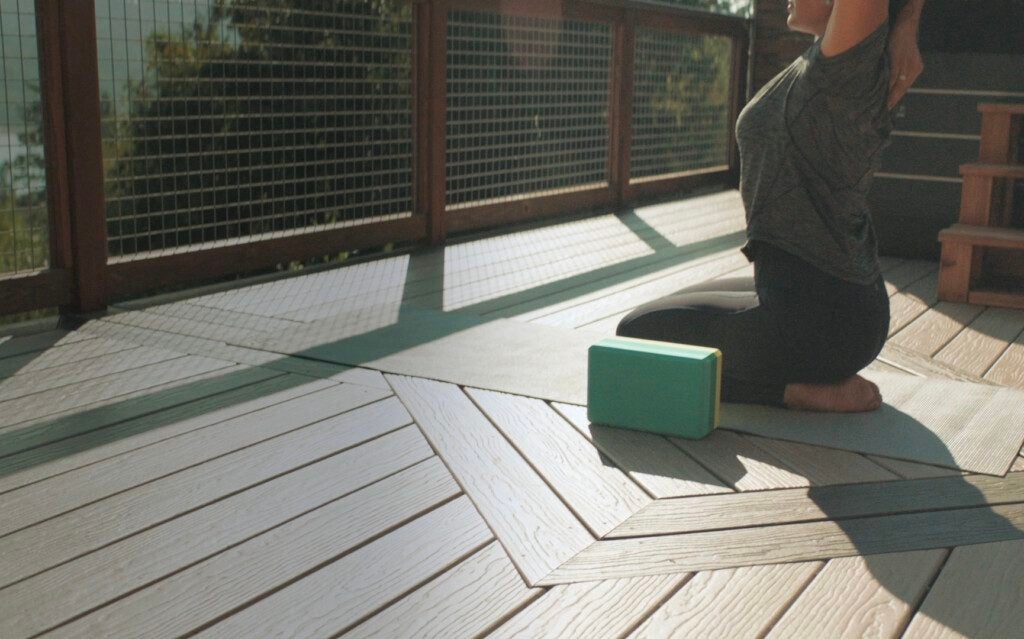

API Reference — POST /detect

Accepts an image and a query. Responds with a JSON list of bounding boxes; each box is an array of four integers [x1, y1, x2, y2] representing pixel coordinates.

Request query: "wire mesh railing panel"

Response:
[[446, 11, 612, 209], [1, 0, 48, 276], [97, 0, 414, 260], [631, 28, 732, 182]]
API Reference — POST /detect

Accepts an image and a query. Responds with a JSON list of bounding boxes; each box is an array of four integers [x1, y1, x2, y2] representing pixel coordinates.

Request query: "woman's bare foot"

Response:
[[783, 374, 883, 413]]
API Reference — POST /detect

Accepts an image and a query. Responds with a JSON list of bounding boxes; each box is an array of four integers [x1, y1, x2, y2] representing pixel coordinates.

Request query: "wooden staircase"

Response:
[[938, 103, 1024, 309]]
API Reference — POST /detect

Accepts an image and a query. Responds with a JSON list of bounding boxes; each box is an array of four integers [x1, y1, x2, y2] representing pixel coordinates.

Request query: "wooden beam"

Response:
[[428, 0, 448, 245], [445, 187, 615, 235], [0, 270, 73, 315], [609, 14, 636, 208]]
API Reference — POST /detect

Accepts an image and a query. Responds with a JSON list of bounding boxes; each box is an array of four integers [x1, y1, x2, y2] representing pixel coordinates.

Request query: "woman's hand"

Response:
[[887, 0, 926, 109]]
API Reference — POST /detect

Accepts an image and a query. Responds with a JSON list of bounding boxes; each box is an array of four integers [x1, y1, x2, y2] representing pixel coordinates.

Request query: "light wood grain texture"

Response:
[[670, 430, 811, 491], [129, 300, 303, 334], [530, 251, 749, 329], [888, 301, 986, 357], [766, 550, 947, 639], [103, 308, 273, 344], [538, 502, 1024, 585], [0, 329, 94, 361], [0, 383, 391, 537], [627, 562, 822, 639], [864, 456, 966, 479], [552, 401, 733, 498], [889, 270, 940, 334], [51, 453, 459, 639], [0, 345, 189, 403], [79, 318, 388, 388], [608, 473, 1024, 538], [488, 574, 688, 639], [878, 341, 991, 384], [0, 364, 278, 459], [0, 393, 402, 587], [743, 437, 899, 486], [467, 388, 650, 537], [194, 496, 492, 639], [0, 368, 290, 493], [0, 427, 434, 638], [343, 541, 541, 639], [0, 355, 235, 430], [388, 375, 593, 585], [934, 307, 1024, 376], [0, 335, 139, 379], [883, 260, 940, 297], [904, 539, 1024, 639], [985, 330, 1024, 388]]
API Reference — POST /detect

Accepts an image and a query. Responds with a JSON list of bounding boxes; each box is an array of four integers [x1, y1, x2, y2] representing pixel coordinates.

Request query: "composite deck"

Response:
[[1, 190, 1023, 638]]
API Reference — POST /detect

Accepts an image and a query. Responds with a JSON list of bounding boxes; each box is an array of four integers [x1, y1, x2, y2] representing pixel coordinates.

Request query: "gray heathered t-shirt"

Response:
[[736, 22, 893, 285]]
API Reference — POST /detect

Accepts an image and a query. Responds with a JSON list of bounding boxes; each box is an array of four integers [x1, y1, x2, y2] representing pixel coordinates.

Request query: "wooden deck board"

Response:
[[985, 329, 1024, 388], [195, 496, 492, 638], [387, 375, 594, 585], [342, 541, 541, 639], [889, 271, 941, 337], [552, 402, 733, 499], [0, 384, 392, 538], [888, 301, 987, 357], [48, 453, 458, 639], [488, 574, 689, 639], [766, 550, 947, 638], [933, 306, 1024, 377], [0, 428, 435, 638], [0, 330, 95, 361], [466, 388, 651, 537], [626, 562, 822, 639], [904, 539, 1024, 638], [0, 391, 397, 587], [0, 335, 140, 379], [742, 437, 899, 486], [0, 355, 236, 431], [670, 431, 812, 492]]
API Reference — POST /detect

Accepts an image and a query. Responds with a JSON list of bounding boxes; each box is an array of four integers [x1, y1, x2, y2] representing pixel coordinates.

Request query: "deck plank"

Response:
[[863, 456, 965, 479], [0, 428, 434, 638], [539, 502, 1024, 585], [933, 306, 1024, 377], [888, 301, 986, 356], [0, 345, 184, 403], [0, 368, 289, 493], [607, 473, 1024, 538], [888, 271, 940, 337], [0, 355, 236, 430], [387, 375, 594, 585], [80, 318, 388, 388], [766, 550, 947, 638], [985, 330, 1024, 388], [670, 430, 812, 491], [530, 252, 750, 329], [342, 541, 540, 639], [0, 392, 400, 587], [0, 330, 95, 361], [0, 383, 391, 538], [488, 574, 688, 639], [0, 336, 140, 379], [467, 388, 650, 537], [551, 402, 733, 498], [882, 260, 939, 296], [904, 539, 1024, 639], [194, 496, 492, 639], [626, 562, 822, 639], [743, 438, 899, 486], [49, 453, 458, 639]]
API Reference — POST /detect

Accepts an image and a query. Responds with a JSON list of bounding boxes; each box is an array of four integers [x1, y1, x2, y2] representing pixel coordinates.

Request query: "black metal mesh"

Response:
[[631, 28, 732, 182], [446, 11, 612, 209], [97, 0, 414, 260], [0, 0, 48, 276]]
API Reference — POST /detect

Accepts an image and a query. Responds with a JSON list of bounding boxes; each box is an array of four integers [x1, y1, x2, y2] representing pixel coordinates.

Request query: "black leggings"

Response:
[[616, 242, 890, 407]]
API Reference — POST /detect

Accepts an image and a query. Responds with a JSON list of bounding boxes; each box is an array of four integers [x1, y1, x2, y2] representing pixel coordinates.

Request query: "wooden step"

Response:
[[979, 103, 1024, 115], [939, 224, 1024, 251], [959, 163, 1024, 179]]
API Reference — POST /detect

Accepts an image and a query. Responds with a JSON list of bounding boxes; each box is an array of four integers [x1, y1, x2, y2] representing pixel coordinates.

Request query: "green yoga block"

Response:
[[587, 336, 722, 439]]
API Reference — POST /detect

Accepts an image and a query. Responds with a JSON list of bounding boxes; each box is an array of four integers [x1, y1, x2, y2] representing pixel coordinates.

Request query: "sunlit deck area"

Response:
[[2, 189, 1024, 638]]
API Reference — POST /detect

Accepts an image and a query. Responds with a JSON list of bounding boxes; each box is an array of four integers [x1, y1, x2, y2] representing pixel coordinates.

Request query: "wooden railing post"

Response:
[[41, 0, 108, 314], [727, 24, 751, 188], [414, 0, 448, 246], [609, 11, 636, 208]]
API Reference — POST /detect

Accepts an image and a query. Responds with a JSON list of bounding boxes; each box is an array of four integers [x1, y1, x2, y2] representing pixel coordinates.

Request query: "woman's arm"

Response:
[[820, 0, 888, 58], [887, 0, 927, 108]]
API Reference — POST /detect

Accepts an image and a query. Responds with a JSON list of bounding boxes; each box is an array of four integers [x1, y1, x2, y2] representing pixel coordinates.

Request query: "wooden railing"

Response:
[[1, 0, 749, 317]]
